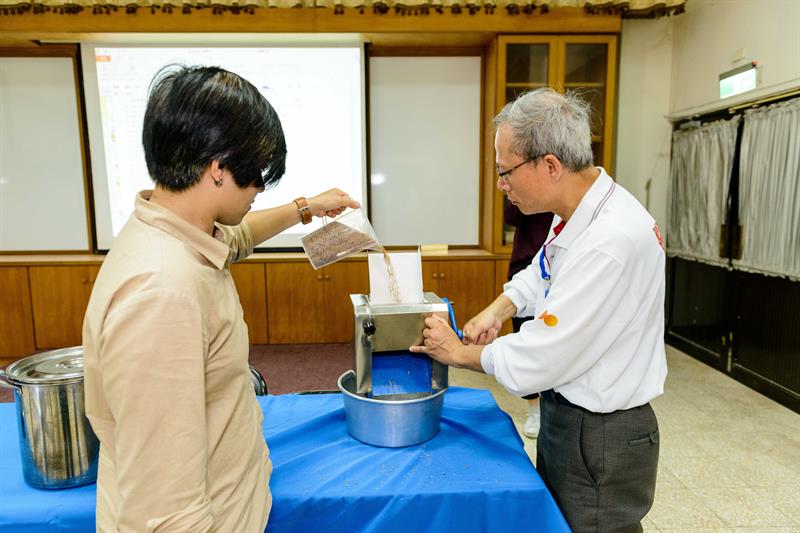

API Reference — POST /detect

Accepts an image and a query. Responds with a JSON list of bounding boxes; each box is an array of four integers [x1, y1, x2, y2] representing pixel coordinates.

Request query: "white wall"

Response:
[[615, 17, 674, 233], [670, 0, 800, 117], [615, 0, 800, 234]]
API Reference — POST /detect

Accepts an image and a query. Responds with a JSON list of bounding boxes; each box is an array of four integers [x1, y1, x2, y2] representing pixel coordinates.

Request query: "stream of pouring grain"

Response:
[[379, 246, 402, 304]]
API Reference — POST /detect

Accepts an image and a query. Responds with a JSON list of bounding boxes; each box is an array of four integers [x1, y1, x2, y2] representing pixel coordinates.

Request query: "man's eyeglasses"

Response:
[[496, 155, 541, 183]]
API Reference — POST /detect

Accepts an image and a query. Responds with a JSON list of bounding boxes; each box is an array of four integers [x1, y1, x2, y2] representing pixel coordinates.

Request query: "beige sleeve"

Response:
[[216, 220, 255, 265], [98, 289, 213, 533]]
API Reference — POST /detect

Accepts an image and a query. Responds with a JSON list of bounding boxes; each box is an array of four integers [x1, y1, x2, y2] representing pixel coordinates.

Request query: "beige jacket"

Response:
[[83, 191, 271, 532]]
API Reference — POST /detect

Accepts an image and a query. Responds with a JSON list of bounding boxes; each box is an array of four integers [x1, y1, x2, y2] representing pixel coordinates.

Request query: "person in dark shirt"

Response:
[[505, 202, 554, 438]]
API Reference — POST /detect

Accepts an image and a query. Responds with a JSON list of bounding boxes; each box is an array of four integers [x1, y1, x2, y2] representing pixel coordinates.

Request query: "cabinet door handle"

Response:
[[324, 275, 331, 281], [317, 274, 323, 281], [432, 273, 438, 278], [81, 277, 88, 284], [439, 273, 445, 279]]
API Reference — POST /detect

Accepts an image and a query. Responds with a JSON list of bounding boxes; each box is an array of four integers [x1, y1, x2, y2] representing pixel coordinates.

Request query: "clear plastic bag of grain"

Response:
[[301, 208, 380, 269]]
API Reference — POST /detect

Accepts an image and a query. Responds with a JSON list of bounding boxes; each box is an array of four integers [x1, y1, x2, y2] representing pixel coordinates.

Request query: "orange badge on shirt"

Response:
[[538, 310, 558, 327]]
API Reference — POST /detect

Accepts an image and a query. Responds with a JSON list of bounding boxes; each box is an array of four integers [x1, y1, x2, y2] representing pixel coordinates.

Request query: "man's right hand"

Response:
[[463, 309, 502, 346]]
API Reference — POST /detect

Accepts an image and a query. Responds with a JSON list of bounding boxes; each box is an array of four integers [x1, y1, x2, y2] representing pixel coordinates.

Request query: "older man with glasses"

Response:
[[411, 88, 666, 532]]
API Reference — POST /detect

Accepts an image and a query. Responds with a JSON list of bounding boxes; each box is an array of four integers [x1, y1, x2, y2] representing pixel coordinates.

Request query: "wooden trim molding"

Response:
[[368, 45, 484, 57], [0, 0, 684, 20], [0, 43, 76, 55], [0, 7, 621, 35]]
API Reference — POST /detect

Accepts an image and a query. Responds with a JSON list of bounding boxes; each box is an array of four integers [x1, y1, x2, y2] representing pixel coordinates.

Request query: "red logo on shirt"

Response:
[[538, 310, 558, 327], [653, 224, 664, 251]]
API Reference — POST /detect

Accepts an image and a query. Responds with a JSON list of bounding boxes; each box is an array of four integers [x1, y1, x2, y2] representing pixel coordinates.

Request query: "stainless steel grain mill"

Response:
[[350, 292, 450, 397]]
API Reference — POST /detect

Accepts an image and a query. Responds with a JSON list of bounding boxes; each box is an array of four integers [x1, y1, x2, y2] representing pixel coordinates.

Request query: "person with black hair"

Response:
[[82, 65, 359, 532]]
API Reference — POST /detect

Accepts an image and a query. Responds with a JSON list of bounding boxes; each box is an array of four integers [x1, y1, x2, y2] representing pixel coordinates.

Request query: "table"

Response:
[[0, 387, 569, 532]]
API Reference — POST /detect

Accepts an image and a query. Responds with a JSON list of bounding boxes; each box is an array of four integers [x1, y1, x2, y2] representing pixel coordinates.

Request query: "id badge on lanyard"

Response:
[[539, 245, 553, 298]]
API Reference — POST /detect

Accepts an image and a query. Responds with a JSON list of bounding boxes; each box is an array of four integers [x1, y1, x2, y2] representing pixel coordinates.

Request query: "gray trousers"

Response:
[[537, 390, 659, 533]]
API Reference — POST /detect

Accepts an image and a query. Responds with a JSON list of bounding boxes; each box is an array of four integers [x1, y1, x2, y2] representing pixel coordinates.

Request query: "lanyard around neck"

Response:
[[539, 221, 565, 297], [538, 181, 616, 297]]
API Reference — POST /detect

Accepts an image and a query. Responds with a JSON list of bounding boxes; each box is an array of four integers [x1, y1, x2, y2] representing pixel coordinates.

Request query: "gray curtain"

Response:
[[668, 116, 741, 266], [733, 98, 800, 280]]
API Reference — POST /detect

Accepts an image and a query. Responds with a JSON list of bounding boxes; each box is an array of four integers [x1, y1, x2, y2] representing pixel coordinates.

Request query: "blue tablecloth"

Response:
[[0, 387, 569, 533]]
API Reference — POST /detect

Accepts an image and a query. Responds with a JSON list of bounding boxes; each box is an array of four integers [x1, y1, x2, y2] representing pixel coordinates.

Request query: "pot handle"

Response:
[[0, 367, 14, 388]]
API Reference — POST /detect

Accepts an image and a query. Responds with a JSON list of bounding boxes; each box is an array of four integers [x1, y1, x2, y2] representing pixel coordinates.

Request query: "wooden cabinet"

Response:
[[230, 263, 268, 344], [422, 260, 495, 329], [493, 34, 617, 253], [1, 257, 502, 354], [266, 261, 369, 344], [29, 265, 99, 349], [266, 262, 326, 344], [323, 261, 370, 343], [0, 267, 36, 364], [267, 259, 492, 343], [559, 35, 617, 170]]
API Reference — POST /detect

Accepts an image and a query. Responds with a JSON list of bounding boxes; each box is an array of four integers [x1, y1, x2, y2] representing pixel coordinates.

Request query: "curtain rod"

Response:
[[728, 87, 800, 113]]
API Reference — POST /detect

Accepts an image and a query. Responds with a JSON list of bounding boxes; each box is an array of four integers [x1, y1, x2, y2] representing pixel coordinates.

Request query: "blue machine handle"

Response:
[[441, 297, 464, 340]]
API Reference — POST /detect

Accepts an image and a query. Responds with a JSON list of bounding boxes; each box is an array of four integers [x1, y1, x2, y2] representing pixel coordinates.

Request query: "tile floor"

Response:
[[449, 345, 800, 532]]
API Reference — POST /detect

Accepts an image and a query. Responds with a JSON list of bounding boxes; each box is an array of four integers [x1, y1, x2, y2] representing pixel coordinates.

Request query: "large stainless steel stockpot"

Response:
[[0, 347, 99, 489]]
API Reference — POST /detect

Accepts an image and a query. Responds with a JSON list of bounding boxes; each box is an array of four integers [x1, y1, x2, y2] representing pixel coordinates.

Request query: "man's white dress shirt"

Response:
[[481, 168, 668, 413]]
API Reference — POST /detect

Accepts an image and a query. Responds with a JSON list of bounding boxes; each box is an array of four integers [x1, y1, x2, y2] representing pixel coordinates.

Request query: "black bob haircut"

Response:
[[142, 65, 287, 192]]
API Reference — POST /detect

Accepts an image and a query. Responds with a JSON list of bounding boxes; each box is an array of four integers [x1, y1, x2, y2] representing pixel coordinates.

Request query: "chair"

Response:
[[249, 366, 268, 396]]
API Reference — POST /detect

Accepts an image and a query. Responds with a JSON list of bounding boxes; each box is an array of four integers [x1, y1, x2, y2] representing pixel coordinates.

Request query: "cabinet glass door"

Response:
[[563, 42, 609, 167], [499, 39, 553, 248], [505, 44, 549, 104], [493, 35, 616, 254]]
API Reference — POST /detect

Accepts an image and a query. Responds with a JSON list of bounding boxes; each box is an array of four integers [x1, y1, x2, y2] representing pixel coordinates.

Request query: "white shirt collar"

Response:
[[549, 167, 615, 250]]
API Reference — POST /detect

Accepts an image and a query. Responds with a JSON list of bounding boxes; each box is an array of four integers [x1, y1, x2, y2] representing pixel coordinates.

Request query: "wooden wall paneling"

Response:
[[266, 262, 326, 344], [0, 266, 36, 360], [29, 265, 99, 349], [229, 263, 268, 345], [436, 260, 494, 329], [323, 261, 370, 343], [494, 259, 513, 336]]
